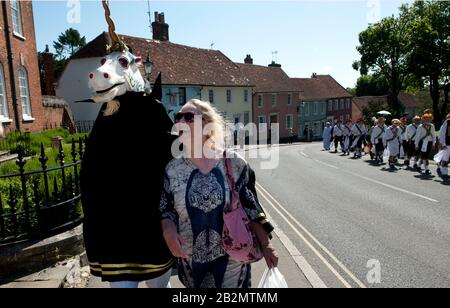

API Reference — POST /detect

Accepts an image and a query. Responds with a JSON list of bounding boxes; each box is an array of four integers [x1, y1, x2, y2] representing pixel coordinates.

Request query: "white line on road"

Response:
[[264, 211, 327, 288], [344, 171, 439, 203], [300, 151, 309, 158], [313, 159, 339, 169], [256, 183, 367, 289]]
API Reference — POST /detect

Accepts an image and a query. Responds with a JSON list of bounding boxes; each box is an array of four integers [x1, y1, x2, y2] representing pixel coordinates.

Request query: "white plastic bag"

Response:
[[257, 267, 288, 288]]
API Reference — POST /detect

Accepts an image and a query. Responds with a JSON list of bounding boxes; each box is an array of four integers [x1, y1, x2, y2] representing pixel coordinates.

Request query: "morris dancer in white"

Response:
[[343, 120, 353, 156], [415, 113, 436, 175], [322, 122, 332, 151], [435, 113, 450, 180], [399, 116, 408, 160], [405, 116, 421, 169], [333, 120, 344, 153], [384, 119, 402, 169], [371, 117, 386, 165], [351, 118, 367, 159]]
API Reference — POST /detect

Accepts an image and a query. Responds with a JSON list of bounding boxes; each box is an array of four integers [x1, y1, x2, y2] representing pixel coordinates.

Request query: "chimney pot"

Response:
[[244, 54, 253, 64], [152, 12, 169, 41]]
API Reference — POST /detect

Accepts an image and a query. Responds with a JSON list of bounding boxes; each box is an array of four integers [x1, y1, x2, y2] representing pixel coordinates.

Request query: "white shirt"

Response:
[[333, 124, 344, 137], [399, 125, 408, 141], [384, 126, 401, 146], [406, 124, 419, 141], [415, 124, 436, 149], [371, 125, 386, 144], [351, 124, 367, 137], [439, 120, 449, 146]]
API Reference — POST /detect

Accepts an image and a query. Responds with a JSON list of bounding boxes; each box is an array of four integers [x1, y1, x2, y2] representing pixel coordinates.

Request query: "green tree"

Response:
[[401, 0, 450, 126], [355, 74, 389, 97], [53, 28, 86, 60], [362, 101, 394, 124], [353, 16, 409, 117]]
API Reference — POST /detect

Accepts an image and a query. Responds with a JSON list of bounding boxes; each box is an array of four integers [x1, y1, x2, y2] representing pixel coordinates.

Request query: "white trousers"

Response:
[[110, 269, 172, 288]]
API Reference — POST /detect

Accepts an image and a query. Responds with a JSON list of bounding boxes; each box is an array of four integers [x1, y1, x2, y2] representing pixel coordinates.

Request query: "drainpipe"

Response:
[[2, 0, 21, 131]]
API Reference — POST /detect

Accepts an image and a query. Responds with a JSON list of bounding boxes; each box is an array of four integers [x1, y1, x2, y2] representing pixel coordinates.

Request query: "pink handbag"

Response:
[[222, 153, 263, 263]]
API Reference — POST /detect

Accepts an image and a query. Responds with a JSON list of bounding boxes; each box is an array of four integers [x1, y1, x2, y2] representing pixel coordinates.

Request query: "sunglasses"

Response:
[[174, 112, 202, 123]]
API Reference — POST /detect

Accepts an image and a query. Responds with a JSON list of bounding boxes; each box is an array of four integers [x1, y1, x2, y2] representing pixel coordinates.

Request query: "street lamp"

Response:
[[143, 55, 153, 79]]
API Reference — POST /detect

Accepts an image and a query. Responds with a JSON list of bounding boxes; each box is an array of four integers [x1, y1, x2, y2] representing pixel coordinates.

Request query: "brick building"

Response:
[[0, 0, 46, 134], [237, 56, 301, 141]]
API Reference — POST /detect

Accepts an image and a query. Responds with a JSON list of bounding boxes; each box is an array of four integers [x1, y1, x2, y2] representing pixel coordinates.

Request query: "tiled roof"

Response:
[[236, 63, 298, 93], [353, 95, 389, 112], [72, 32, 251, 87], [293, 75, 352, 101], [398, 91, 421, 109]]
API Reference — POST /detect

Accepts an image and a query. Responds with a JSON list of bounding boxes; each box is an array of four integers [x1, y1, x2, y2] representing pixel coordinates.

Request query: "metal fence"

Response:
[[0, 139, 85, 246]]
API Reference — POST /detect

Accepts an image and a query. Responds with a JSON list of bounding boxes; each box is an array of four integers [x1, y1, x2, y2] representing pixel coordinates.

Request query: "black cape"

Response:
[[80, 86, 176, 282]]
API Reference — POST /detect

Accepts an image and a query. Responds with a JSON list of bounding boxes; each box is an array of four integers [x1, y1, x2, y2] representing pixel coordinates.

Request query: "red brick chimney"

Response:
[[244, 54, 253, 64], [42, 45, 55, 96], [152, 12, 169, 41]]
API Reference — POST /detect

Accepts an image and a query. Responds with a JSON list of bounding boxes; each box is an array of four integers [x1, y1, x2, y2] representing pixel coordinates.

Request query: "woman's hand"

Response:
[[262, 243, 279, 269], [162, 219, 188, 259]]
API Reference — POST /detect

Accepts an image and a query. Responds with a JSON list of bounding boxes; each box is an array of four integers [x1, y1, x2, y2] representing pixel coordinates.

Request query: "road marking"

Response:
[[313, 159, 339, 169], [264, 211, 327, 288], [344, 170, 439, 203], [300, 151, 309, 158], [256, 183, 367, 288]]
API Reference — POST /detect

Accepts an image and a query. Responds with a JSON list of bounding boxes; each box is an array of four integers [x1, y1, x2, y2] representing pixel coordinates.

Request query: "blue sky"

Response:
[[32, 0, 413, 88]]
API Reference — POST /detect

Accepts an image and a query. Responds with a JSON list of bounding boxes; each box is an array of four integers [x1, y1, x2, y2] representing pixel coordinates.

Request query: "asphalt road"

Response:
[[243, 142, 450, 288]]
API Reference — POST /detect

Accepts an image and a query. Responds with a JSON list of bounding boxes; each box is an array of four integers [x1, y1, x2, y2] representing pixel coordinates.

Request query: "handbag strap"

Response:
[[223, 151, 240, 211]]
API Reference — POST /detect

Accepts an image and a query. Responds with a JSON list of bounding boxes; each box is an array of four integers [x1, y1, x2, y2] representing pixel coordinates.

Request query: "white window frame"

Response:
[[287, 93, 292, 106], [18, 67, 33, 120], [244, 112, 250, 125], [208, 89, 214, 103], [272, 94, 277, 107], [258, 115, 266, 124], [0, 64, 11, 121], [10, 0, 24, 38], [244, 89, 249, 103], [339, 99, 344, 110], [346, 98, 351, 109], [227, 90, 232, 103], [285, 114, 293, 129], [333, 99, 338, 110], [257, 94, 263, 108]]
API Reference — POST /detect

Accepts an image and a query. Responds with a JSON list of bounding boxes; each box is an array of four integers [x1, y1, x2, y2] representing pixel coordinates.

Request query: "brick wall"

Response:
[[0, 1, 45, 134]]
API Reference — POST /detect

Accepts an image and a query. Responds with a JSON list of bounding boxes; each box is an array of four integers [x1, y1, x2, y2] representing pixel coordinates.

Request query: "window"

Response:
[[346, 98, 351, 109], [244, 90, 249, 103], [287, 93, 292, 106], [257, 95, 263, 108], [244, 112, 250, 125], [272, 94, 277, 107], [339, 99, 344, 110], [304, 102, 309, 116], [178, 87, 186, 106], [0, 64, 9, 119], [313, 102, 318, 115], [227, 90, 232, 103], [18, 67, 32, 118], [258, 115, 266, 124], [234, 114, 241, 124], [328, 101, 332, 112], [10, 1, 23, 37], [345, 114, 350, 121], [208, 89, 214, 103], [286, 115, 293, 129], [321, 102, 326, 114], [333, 100, 338, 110]]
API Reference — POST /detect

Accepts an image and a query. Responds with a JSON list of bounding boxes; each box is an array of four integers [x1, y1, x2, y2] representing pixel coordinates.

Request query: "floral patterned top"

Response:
[[159, 152, 271, 288]]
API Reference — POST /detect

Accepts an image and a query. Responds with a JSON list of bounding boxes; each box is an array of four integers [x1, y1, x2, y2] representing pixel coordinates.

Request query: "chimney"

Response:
[[152, 11, 169, 41], [244, 54, 253, 64], [311, 72, 317, 78], [42, 45, 55, 96], [268, 61, 281, 68]]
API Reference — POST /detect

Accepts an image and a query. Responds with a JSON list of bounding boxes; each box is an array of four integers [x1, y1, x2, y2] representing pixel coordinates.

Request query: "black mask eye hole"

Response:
[[118, 57, 129, 68], [100, 58, 107, 66]]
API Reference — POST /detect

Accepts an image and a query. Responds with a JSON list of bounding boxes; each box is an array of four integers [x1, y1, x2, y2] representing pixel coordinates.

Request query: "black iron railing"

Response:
[[0, 138, 85, 246]]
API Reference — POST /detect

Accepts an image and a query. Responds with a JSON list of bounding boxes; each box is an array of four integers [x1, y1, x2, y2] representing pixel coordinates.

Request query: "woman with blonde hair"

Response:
[[160, 99, 278, 288]]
